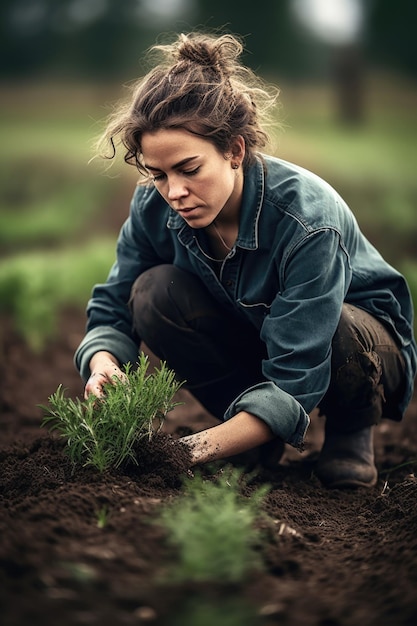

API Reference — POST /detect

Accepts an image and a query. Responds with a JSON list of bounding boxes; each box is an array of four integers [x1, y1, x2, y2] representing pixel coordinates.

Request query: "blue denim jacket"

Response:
[[75, 155, 417, 448]]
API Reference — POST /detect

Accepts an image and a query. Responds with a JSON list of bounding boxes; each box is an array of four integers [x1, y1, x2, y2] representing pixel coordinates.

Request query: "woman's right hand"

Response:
[[84, 351, 127, 399]]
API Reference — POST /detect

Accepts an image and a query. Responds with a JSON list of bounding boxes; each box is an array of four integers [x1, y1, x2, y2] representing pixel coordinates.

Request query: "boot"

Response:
[[315, 426, 377, 489]]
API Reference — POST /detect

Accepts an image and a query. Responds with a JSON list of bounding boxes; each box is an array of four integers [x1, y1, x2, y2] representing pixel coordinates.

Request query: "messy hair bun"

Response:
[[168, 32, 241, 78], [98, 32, 280, 177]]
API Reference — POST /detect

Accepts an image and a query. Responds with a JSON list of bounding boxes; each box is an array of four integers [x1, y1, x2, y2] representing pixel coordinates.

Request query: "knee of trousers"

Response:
[[320, 349, 385, 432], [129, 264, 218, 335], [330, 304, 372, 369], [320, 305, 387, 430], [331, 350, 384, 403], [130, 265, 186, 331]]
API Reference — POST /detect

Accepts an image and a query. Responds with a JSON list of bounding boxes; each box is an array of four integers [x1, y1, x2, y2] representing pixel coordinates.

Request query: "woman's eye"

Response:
[[183, 167, 200, 177], [151, 166, 199, 183]]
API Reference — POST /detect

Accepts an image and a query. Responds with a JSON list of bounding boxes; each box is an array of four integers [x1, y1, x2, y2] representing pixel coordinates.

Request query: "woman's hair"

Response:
[[97, 32, 280, 178]]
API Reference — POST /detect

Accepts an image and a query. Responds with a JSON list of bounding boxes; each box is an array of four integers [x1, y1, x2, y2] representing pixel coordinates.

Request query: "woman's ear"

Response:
[[228, 135, 245, 170], [231, 135, 246, 160]]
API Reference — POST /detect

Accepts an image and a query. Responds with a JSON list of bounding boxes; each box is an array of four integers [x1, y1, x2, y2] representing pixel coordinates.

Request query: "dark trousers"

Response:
[[130, 265, 406, 434]]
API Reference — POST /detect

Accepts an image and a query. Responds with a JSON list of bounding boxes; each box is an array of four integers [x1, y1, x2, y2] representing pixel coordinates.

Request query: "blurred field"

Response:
[[0, 79, 416, 349]]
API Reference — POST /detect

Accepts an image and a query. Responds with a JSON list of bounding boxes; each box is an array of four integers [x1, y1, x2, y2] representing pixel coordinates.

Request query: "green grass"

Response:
[[0, 183, 107, 249], [0, 84, 133, 252], [277, 115, 417, 186], [0, 149, 124, 251], [275, 77, 417, 181], [0, 118, 96, 161], [0, 238, 116, 351]]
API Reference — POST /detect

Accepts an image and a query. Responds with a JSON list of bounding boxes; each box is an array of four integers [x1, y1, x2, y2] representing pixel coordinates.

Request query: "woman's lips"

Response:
[[178, 206, 199, 217]]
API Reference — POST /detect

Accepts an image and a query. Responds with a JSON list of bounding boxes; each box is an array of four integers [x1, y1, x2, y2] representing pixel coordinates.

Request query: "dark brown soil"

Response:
[[1, 310, 417, 626]]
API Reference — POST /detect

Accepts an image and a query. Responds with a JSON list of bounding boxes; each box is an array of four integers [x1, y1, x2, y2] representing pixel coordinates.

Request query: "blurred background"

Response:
[[0, 0, 416, 351]]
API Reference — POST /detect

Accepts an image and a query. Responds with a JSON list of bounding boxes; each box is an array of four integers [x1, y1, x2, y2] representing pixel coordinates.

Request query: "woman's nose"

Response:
[[167, 177, 188, 201]]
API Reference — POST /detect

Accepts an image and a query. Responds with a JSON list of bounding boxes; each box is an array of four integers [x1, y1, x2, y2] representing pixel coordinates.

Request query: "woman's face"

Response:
[[141, 128, 244, 228]]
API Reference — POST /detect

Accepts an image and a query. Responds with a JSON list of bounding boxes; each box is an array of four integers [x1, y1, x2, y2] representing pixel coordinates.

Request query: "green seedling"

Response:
[[158, 467, 269, 583], [41, 354, 183, 472], [96, 506, 109, 529]]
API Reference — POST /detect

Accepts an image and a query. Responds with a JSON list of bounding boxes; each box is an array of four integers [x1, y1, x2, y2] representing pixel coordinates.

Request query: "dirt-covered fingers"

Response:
[[84, 352, 128, 398], [84, 371, 109, 399]]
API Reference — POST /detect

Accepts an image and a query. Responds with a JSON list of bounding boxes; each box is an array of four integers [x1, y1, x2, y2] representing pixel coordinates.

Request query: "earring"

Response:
[[232, 163, 239, 169]]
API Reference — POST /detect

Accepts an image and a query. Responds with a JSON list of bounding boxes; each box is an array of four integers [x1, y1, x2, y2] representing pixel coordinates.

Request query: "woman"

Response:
[[75, 32, 416, 488]]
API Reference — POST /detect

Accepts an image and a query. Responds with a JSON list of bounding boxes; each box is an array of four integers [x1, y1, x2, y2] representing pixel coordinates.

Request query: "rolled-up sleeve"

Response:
[[74, 326, 139, 382], [224, 381, 310, 448]]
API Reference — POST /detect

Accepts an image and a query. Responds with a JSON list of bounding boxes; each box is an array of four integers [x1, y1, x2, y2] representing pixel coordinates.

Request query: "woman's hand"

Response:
[[84, 351, 127, 399], [181, 410, 275, 466]]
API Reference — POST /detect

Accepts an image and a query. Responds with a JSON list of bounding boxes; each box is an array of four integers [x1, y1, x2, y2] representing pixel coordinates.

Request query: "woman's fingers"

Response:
[[84, 371, 108, 399], [84, 365, 127, 399]]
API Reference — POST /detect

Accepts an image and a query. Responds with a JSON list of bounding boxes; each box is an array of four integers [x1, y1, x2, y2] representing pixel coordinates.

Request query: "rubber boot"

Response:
[[315, 426, 377, 489]]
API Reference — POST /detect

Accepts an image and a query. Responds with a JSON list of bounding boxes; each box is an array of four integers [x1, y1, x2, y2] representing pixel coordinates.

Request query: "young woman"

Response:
[[75, 33, 416, 488]]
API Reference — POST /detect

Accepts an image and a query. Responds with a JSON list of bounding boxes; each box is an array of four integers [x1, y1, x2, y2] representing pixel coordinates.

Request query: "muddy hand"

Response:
[[84, 360, 127, 399]]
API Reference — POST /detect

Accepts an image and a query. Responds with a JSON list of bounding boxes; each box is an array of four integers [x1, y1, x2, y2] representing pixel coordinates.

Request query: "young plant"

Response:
[[158, 467, 269, 583], [96, 506, 109, 529], [41, 354, 183, 472]]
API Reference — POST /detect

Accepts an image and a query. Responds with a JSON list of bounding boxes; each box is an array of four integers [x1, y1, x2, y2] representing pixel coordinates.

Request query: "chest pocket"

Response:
[[237, 299, 272, 330]]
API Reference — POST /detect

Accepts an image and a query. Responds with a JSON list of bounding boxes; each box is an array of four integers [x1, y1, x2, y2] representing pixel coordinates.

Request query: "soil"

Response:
[[1, 311, 417, 626]]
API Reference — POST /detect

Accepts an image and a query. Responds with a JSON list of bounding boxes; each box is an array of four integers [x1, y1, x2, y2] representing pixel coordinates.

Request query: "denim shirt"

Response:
[[75, 155, 417, 448]]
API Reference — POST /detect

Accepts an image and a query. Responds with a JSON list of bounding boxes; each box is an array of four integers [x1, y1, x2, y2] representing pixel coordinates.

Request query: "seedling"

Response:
[[96, 506, 109, 529], [41, 354, 183, 472], [158, 467, 269, 583]]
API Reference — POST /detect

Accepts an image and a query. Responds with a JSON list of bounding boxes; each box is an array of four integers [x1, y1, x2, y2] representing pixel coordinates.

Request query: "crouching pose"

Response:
[[75, 32, 416, 488]]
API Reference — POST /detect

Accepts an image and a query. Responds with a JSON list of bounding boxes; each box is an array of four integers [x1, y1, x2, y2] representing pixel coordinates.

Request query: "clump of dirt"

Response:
[[130, 433, 194, 489], [1, 310, 417, 626]]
